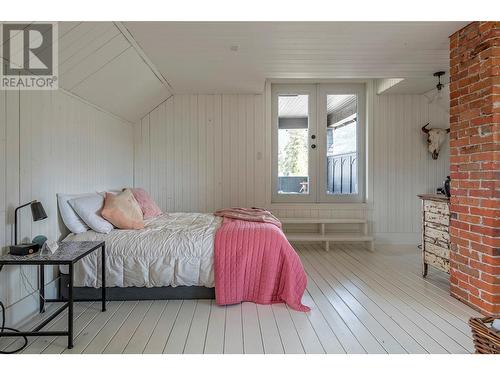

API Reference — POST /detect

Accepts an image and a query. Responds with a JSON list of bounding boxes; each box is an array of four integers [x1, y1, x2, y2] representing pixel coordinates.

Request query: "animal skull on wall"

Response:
[[421, 123, 450, 160]]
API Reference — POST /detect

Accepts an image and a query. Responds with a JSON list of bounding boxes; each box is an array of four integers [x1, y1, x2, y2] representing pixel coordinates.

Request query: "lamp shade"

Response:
[[31, 201, 47, 221]]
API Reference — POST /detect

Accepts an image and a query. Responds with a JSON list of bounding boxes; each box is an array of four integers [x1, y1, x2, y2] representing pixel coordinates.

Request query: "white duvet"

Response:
[[62, 213, 222, 288]]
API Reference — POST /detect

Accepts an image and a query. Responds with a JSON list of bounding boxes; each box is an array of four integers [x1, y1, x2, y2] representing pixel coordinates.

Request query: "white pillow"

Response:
[[57, 193, 95, 233], [69, 195, 114, 234]]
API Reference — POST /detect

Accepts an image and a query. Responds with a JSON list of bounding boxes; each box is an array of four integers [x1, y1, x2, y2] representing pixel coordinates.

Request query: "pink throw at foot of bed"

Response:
[[214, 217, 310, 312]]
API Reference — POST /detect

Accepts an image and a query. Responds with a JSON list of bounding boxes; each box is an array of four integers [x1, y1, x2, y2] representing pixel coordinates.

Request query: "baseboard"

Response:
[[3, 277, 58, 327], [374, 232, 420, 245]]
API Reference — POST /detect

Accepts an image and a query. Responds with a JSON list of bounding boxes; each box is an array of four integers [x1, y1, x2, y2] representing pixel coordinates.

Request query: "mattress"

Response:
[[60, 212, 222, 288]]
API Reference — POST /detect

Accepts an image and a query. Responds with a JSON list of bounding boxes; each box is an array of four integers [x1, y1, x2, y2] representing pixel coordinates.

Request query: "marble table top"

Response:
[[0, 241, 104, 265]]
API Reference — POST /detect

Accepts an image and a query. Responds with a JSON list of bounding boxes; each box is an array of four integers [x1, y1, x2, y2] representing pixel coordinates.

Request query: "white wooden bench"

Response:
[[281, 218, 374, 252]]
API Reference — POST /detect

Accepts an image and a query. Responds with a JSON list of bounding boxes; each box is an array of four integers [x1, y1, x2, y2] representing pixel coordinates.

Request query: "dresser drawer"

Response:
[[424, 251, 450, 273], [423, 200, 450, 216], [424, 240, 450, 259], [424, 211, 450, 226], [424, 222, 450, 245]]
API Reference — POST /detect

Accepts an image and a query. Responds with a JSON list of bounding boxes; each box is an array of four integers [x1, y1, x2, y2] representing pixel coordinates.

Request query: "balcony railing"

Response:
[[278, 176, 308, 194], [277, 152, 357, 195], [327, 151, 357, 194]]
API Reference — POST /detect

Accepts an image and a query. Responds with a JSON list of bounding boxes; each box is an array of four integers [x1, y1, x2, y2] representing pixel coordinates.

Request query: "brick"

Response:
[[470, 259, 500, 275], [480, 272, 500, 284], [470, 241, 498, 256], [458, 214, 482, 225], [470, 207, 499, 221], [470, 224, 497, 236], [449, 21, 500, 315], [480, 290, 500, 304]]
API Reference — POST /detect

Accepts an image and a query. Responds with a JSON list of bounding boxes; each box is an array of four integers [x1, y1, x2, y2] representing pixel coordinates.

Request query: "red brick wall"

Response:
[[449, 21, 499, 316]]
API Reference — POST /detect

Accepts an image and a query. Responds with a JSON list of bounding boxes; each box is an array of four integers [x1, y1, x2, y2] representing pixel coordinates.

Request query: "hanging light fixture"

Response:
[[434, 71, 445, 100]]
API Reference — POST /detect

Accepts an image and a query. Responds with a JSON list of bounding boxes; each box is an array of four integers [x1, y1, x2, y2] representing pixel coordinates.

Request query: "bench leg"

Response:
[[325, 241, 330, 252], [369, 241, 375, 252]]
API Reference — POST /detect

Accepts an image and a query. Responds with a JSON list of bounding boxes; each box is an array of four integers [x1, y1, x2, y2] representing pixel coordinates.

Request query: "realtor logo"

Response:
[[1, 22, 58, 90]]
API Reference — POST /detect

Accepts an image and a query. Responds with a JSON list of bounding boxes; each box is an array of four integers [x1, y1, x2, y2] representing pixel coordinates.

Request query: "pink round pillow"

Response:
[[129, 188, 162, 219]]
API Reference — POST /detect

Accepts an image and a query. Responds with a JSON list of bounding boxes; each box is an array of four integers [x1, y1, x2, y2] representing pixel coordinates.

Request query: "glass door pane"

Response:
[[277, 94, 310, 195], [325, 94, 358, 195]]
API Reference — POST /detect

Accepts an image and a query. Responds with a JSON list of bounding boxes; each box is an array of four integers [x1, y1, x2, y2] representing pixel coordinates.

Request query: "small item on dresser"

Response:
[[9, 243, 39, 256], [436, 176, 451, 197], [443, 176, 451, 198], [32, 235, 47, 248]]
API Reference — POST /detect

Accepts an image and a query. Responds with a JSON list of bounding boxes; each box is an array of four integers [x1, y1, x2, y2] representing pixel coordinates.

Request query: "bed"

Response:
[[59, 210, 309, 311], [60, 213, 221, 300]]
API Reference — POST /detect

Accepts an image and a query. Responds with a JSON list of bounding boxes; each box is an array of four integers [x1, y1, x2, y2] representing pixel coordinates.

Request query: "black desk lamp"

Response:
[[10, 200, 47, 255]]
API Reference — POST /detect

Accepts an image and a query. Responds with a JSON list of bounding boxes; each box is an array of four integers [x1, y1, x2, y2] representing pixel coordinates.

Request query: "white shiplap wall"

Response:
[[0, 89, 134, 325], [371, 92, 450, 244], [134, 88, 449, 245], [135, 94, 266, 213]]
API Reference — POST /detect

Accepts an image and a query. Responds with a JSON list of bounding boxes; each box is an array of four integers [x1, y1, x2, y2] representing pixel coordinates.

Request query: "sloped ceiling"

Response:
[[58, 22, 171, 123], [56, 21, 468, 121]]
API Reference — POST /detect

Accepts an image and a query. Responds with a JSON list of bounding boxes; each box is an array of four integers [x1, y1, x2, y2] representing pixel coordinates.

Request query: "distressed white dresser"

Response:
[[418, 194, 450, 277]]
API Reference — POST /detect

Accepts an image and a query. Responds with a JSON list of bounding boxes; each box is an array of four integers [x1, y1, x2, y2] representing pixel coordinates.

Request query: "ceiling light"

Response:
[[434, 71, 445, 92]]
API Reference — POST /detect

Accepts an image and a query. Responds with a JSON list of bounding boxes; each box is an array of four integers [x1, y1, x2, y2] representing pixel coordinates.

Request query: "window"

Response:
[[272, 83, 365, 203]]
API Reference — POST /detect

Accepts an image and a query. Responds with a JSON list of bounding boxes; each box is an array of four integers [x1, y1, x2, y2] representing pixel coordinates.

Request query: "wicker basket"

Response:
[[469, 317, 500, 354]]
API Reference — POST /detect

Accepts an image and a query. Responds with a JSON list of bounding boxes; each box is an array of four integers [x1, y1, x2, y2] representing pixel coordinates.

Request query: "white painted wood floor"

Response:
[[1, 244, 478, 354]]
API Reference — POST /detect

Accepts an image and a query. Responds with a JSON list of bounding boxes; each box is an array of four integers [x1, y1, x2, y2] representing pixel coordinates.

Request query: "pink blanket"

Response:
[[214, 207, 282, 228], [214, 217, 310, 312]]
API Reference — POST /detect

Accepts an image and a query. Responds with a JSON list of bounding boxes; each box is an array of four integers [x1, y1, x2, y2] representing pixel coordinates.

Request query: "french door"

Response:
[[271, 84, 317, 203], [271, 83, 365, 203]]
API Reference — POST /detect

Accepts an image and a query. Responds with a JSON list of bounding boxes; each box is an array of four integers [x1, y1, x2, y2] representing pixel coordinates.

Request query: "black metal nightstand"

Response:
[[0, 241, 106, 349]]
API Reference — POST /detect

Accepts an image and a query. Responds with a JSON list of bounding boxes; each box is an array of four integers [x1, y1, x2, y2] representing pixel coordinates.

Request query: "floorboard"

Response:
[[203, 300, 226, 354], [163, 300, 196, 354], [272, 303, 304, 354], [184, 299, 211, 354], [42, 303, 101, 354], [63, 301, 123, 354], [339, 247, 474, 345], [142, 300, 182, 354], [241, 302, 264, 354], [82, 301, 138, 354], [0, 302, 60, 353], [123, 300, 167, 354], [302, 246, 421, 353], [7, 244, 479, 354], [256, 304, 284, 354], [332, 246, 472, 353], [224, 303, 244, 354], [311, 248, 443, 353], [103, 300, 153, 354]]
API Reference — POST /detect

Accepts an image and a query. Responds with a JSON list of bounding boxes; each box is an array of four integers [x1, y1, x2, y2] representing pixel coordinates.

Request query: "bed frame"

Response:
[[59, 273, 215, 301]]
